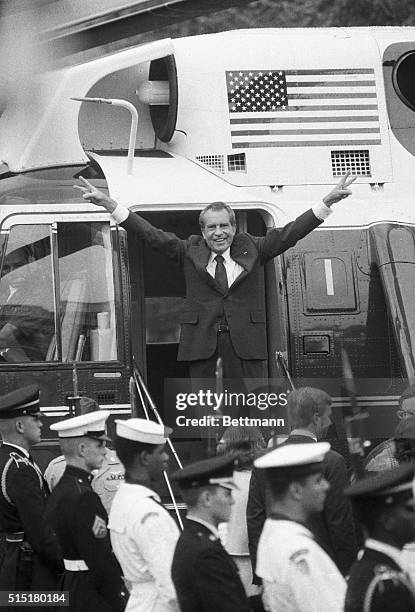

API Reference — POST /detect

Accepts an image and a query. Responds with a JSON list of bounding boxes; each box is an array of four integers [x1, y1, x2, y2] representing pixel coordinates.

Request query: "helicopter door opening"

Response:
[[126, 207, 281, 425]]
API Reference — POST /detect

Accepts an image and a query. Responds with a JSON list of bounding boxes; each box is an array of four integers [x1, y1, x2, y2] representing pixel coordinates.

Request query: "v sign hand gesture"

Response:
[[74, 176, 118, 213], [322, 171, 356, 208]]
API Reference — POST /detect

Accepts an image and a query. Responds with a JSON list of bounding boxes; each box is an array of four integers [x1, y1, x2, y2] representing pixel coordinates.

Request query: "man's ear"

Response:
[[288, 481, 304, 501], [14, 418, 24, 434], [139, 449, 151, 466], [199, 488, 212, 508]]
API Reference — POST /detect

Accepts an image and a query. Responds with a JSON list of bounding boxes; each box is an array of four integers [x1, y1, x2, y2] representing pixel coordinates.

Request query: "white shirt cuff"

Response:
[[312, 202, 333, 221], [111, 204, 129, 224]]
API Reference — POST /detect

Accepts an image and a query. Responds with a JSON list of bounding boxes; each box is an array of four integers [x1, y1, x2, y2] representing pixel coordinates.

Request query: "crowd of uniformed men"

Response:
[[0, 384, 414, 612]]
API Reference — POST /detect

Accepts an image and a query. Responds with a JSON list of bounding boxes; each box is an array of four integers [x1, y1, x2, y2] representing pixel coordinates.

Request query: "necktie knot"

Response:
[[215, 255, 224, 264]]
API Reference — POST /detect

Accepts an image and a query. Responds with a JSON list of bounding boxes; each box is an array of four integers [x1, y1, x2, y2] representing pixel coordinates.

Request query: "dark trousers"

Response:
[[188, 331, 267, 379]]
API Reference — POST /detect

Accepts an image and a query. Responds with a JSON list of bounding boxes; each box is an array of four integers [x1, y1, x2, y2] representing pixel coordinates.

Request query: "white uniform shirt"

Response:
[[109, 482, 180, 612], [256, 519, 346, 612]]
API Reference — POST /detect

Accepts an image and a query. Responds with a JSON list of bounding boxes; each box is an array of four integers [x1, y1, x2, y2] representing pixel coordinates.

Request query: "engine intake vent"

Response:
[[331, 150, 371, 177], [227, 153, 246, 172], [196, 155, 225, 174]]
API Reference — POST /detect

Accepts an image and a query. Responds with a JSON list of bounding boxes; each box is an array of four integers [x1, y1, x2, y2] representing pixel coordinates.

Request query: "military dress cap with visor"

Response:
[[254, 441, 330, 477], [114, 417, 172, 444], [344, 463, 415, 508], [171, 454, 238, 490], [0, 384, 41, 418], [50, 410, 111, 441]]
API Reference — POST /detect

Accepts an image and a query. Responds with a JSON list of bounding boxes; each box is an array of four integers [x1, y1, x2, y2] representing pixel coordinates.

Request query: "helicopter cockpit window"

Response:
[[0, 222, 117, 363], [0, 225, 54, 362]]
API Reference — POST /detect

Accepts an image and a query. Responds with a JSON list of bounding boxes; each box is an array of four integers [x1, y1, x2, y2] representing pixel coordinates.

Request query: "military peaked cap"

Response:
[[344, 464, 415, 507], [0, 385, 40, 418], [172, 454, 238, 490]]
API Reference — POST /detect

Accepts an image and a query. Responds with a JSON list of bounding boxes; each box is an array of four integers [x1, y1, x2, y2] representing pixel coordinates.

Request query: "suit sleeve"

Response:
[[323, 454, 358, 575], [8, 465, 63, 574], [246, 467, 266, 584], [121, 211, 186, 266], [254, 209, 322, 264], [193, 548, 251, 612], [74, 492, 125, 612]]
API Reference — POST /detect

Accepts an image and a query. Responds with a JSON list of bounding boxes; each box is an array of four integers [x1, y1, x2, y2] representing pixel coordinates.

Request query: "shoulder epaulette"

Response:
[[363, 565, 415, 612]]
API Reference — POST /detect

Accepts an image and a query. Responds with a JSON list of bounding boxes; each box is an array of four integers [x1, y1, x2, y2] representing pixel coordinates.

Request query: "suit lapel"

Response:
[[190, 242, 227, 295]]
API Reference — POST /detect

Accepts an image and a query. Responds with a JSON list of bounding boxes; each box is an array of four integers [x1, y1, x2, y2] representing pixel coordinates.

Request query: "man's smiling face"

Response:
[[201, 209, 236, 254]]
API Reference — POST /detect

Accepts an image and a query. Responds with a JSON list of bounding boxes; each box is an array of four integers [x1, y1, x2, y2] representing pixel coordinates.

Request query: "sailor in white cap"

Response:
[[108, 418, 180, 612], [45, 410, 126, 612], [254, 442, 346, 612]]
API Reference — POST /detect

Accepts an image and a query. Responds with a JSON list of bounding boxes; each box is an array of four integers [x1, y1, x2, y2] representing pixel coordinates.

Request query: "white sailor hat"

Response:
[[115, 418, 172, 445], [254, 442, 330, 477], [51, 410, 111, 441]]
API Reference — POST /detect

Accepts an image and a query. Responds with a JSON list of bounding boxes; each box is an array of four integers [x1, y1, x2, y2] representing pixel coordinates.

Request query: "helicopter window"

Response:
[[392, 51, 415, 112], [0, 222, 117, 363]]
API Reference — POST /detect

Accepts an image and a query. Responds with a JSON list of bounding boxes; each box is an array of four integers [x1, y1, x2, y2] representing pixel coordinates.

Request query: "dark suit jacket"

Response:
[[345, 547, 415, 612], [121, 209, 321, 361], [171, 518, 250, 612], [247, 435, 358, 581]]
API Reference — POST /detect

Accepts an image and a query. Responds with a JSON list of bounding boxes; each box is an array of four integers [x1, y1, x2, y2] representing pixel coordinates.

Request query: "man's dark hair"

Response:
[[265, 472, 310, 501], [199, 202, 236, 229], [115, 435, 157, 472], [287, 387, 331, 428], [180, 484, 219, 508]]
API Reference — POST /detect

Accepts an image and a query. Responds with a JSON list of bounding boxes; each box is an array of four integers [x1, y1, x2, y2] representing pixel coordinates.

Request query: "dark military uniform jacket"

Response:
[[45, 465, 125, 612], [0, 442, 62, 592], [171, 517, 251, 612], [345, 540, 415, 612]]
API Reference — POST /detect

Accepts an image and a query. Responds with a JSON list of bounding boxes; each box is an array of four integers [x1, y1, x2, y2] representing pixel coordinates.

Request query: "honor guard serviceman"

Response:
[[76, 174, 355, 379], [46, 410, 126, 612], [108, 418, 180, 612], [254, 442, 346, 612], [171, 455, 251, 612], [344, 465, 415, 612], [44, 396, 125, 514], [0, 385, 63, 601]]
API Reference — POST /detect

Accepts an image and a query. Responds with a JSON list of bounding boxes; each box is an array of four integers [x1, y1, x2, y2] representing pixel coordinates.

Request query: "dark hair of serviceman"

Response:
[[198, 201, 236, 229], [286, 387, 332, 434]]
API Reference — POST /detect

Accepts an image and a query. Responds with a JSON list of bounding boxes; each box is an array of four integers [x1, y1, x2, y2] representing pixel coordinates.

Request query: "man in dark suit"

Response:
[[247, 387, 357, 581], [171, 455, 251, 612], [0, 386, 63, 604], [344, 465, 415, 612], [75, 174, 355, 378]]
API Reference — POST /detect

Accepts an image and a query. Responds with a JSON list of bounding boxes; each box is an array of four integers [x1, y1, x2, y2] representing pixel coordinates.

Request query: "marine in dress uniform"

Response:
[[171, 455, 251, 612], [0, 385, 63, 603], [254, 442, 346, 612], [344, 465, 415, 612], [44, 397, 125, 513], [108, 418, 180, 612], [46, 411, 126, 612]]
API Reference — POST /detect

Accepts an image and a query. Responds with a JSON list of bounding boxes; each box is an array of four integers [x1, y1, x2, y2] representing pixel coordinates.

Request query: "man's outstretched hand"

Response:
[[323, 171, 356, 207], [74, 176, 118, 213]]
